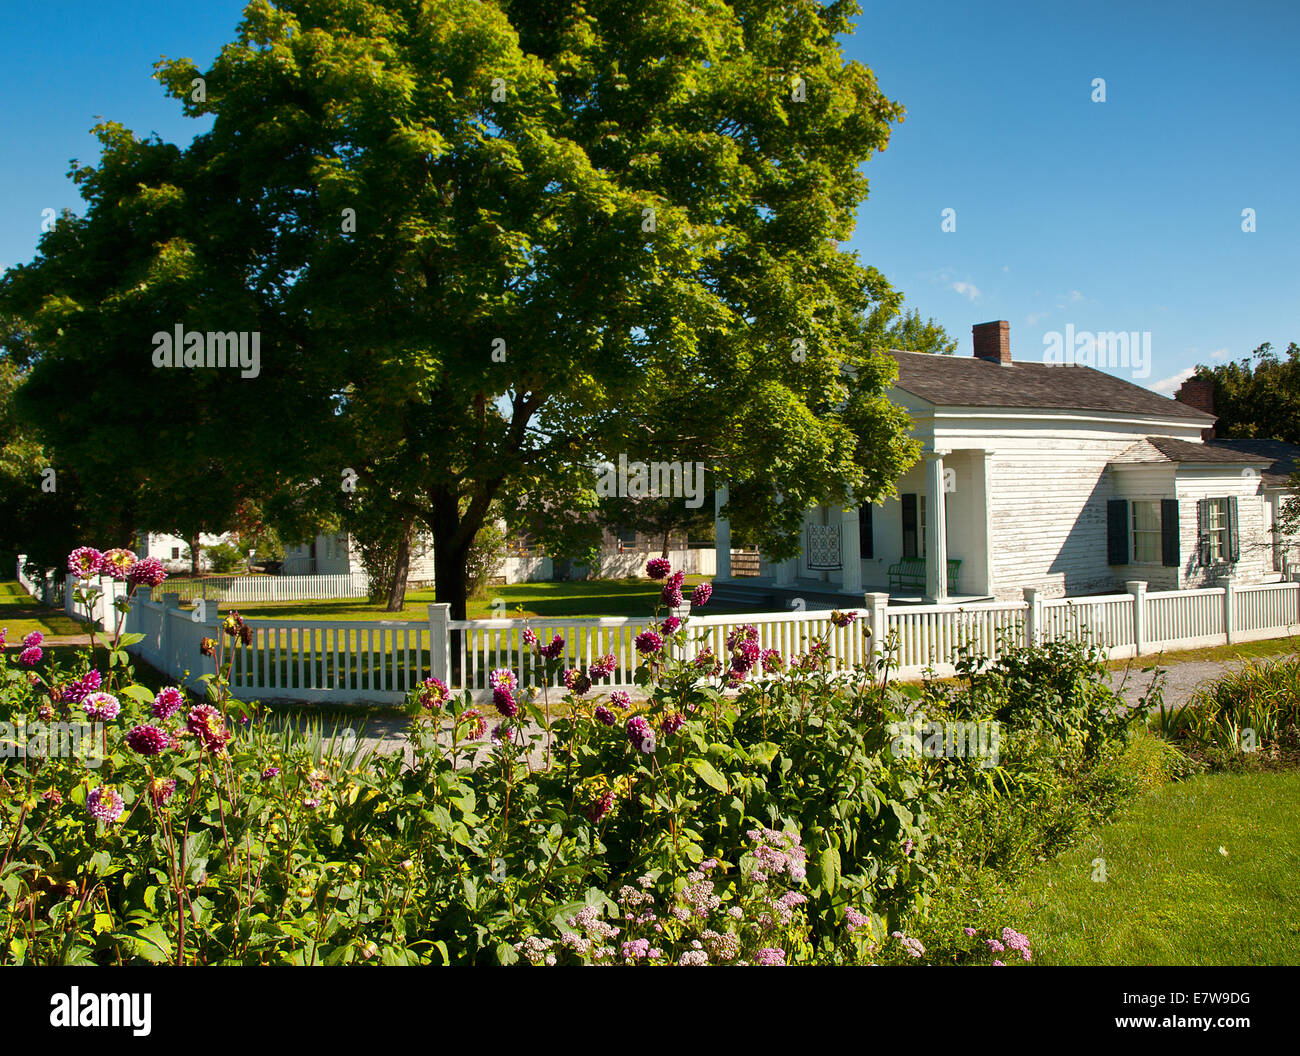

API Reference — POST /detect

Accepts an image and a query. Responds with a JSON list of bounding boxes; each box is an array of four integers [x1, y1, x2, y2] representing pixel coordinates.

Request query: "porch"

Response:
[[713, 447, 994, 604]]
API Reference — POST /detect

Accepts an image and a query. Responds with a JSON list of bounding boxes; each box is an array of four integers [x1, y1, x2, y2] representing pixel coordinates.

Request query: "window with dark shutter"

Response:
[[1107, 499, 1129, 565], [1160, 499, 1180, 567], [901, 494, 918, 559], [1227, 496, 1240, 562], [1197, 498, 1211, 564], [859, 504, 873, 559]]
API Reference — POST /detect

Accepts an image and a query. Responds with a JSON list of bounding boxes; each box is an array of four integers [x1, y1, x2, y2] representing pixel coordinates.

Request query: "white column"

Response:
[[714, 485, 731, 580], [840, 503, 862, 594], [924, 451, 950, 602], [980, 450, 996, 596]]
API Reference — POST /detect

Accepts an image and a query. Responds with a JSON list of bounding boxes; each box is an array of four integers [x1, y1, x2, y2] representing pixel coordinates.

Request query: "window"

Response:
[[1205, 500, 1225, 561], [1132, 501, 1162, 563], [1108, 498, 1180, 566], [1197, 497, 1240, 565], [171, 547, 180, 560], [858, 504, 873, 559], [902, 494, 928, 559]]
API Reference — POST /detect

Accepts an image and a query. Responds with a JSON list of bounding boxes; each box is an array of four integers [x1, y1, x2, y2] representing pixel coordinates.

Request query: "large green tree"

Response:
[[160, 0, 920, 617], [1193, 341, 1300, 444], [0, 123, 331, 566], [7, 0, 921, 619]]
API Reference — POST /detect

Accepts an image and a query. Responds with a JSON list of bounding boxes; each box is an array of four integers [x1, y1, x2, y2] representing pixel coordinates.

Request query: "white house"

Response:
[[137, 531, 239, 573], [713, 321, 1300, 606], [283, 531, 437, 582]]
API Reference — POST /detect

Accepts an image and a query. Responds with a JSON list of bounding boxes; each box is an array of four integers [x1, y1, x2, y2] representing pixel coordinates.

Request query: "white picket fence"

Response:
[[14, 556, 64, 608], [145, 572, 370, 604], [117, 578, 1300, 705]]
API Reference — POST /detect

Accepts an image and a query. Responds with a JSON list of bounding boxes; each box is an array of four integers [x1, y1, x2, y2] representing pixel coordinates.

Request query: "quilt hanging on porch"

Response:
[[806, 524, 842, 571]]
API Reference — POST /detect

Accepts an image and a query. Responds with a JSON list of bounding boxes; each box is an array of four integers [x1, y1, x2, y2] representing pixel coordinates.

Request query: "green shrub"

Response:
[[205, 542, 247, 575], [1155, 658, 1300, 768], [1, 553, 1151, 965]]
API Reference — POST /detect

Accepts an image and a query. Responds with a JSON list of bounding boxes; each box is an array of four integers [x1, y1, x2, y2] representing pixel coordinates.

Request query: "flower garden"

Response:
[[0, 545, 1206, 965]]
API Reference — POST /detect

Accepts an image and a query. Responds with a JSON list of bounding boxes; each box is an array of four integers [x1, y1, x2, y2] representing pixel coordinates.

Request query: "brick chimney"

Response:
[[1174, 376, 1216, 439], [972, 320, 1011, 365]]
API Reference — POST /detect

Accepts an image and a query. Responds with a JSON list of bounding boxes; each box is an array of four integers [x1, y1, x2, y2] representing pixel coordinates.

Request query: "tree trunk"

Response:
[[190, 537, 201, 576], [385, 517, 413, 612], [661, 525, 672, 558], [433, 538, 472, 621]]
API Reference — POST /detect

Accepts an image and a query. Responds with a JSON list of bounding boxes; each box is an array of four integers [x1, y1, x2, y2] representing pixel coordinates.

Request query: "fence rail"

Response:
[[121, 577, 1300, 705]]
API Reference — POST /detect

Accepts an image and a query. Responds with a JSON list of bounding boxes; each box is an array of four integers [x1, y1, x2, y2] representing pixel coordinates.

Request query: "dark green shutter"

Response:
[[1227, 496, 1240, 562], [1107, 500, 1129, 565], [858, 504, 873, 559], [1197, 499, 1212, 564], [1161, 499, 1180, 567], [901, 494, 917, 559]]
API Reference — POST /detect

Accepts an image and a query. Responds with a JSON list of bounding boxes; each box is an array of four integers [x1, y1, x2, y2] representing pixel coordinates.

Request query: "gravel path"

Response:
[[1105, 653, 1296, 713]]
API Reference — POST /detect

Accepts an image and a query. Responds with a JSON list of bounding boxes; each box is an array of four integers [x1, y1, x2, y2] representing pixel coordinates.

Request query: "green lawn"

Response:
[[0, 581, 83, 639], [999, 769, 1300, 965], [204, 575, 746, 622]]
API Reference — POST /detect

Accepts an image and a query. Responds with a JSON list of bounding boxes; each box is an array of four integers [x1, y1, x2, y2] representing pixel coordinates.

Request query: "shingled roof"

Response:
[[888, 350, 1215, 422], [1111, 436, 1300, 486]]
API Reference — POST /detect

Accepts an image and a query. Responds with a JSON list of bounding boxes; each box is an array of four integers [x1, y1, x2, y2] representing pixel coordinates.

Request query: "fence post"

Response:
[[1023, 587, 1042, 646], [865, 591, 890, 668], [202, 607, 222, 691], [1126, 580, 1148, 656], [428, 603, 451, 687], [1217, 574, 1235, 645]]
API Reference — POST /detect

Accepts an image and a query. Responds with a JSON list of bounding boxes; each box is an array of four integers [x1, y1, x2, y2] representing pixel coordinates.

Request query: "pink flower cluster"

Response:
[[186, 704, 231, 753], [86, 785, 124, 823], [18, 631, 44, 667], [626, 715, 656, 754], [417, 676, 450, 711], [634, 629, 663, 656], [53, 668, 102, 705], [489, 668, 519, 717], [82, 692, 121, 722], [589, 654, 616, 680]]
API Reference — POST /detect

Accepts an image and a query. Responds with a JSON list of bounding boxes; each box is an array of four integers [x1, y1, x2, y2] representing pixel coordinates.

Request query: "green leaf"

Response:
[[819, 844, 842, 896], [124, 922, 173, 963], [689, 758, 729, 793]]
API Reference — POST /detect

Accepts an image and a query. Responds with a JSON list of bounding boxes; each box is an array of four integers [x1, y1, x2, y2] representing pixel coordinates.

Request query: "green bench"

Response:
[[887, 557, 961, 593]]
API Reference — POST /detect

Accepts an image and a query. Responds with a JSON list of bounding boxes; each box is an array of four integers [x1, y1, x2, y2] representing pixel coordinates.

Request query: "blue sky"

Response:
[[2, 0, 1296, 393]]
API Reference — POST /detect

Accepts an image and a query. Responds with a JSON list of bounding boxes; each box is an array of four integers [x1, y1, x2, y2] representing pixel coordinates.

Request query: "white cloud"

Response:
[[1210, 347, 1231, 361], [1026, 311, 1050, 326], [1068, 290, 1084, 303], [1149, 367, 1195, 396], [951, 280, 981, 302]]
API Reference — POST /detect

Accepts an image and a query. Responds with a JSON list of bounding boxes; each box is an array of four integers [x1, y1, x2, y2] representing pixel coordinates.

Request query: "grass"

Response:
[[198, 575, 736, 622], [997, 768, 1300, 965], [0, 581, 83, 639]]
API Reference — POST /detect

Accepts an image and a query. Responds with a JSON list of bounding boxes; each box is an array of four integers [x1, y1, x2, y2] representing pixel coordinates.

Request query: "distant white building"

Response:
[[136, 531, 239, 573], [283, 531, 437, 582]]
